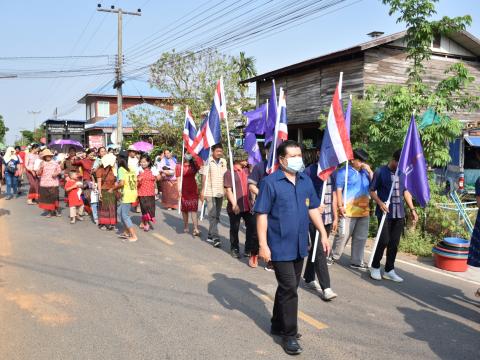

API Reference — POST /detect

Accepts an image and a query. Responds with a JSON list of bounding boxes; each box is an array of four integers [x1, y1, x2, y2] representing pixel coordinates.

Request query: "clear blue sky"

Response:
[[1, 0, 479, 144]]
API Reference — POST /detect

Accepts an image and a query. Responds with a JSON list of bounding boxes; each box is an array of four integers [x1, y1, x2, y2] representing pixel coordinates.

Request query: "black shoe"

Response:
[[271, 329, 302, 339], [230, 249, 240, 258], [350, 263, 368, 272], [282, 337, 303, 355], [212, 239, 221, 248]]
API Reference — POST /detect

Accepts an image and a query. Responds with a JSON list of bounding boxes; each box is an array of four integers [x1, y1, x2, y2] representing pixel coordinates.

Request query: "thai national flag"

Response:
[[183, 107, 197, 155], [317, 80, 353, 180], [266, 87, 288, 174]]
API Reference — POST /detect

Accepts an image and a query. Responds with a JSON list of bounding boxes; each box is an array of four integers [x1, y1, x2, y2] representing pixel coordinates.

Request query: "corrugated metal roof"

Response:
[[84, 103, 174, 130], [78, 79, 171, 103]]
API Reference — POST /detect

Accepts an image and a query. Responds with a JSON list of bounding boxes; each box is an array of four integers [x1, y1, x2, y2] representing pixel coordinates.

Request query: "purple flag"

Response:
[[244, 104, 267, 134], [398, 115, 430, 207], [265, 81, 277, 145], [344, 98, 352, 138], [244, 132, 262, 165]]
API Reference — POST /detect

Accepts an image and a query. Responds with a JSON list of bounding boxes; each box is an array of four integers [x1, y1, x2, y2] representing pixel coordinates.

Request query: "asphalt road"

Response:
[[0, 192, 479, 360]]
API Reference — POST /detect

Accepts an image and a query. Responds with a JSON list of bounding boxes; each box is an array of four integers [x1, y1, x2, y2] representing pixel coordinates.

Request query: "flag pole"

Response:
[[199, 147, 212, 221], [269, 87, 282, 172], [222, 78, 237, 200], [311, 181, 327, 263], [368, 110, 415, 267], [178, 145, 185, 215]]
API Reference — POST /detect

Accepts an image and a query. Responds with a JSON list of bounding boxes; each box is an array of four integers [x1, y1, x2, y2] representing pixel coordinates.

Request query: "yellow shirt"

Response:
[[118, 167, 138, 204]]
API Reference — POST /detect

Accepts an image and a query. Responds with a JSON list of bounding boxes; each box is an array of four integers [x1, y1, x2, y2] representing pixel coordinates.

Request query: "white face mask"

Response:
[[284, 157, 305, 174]]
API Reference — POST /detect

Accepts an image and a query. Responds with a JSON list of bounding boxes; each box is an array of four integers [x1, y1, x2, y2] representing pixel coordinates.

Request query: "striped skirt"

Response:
[[98, 190, 117, 225], [26, 171, 39, 200], [38, 186, 60, 211], [139, 196, 156, 222]]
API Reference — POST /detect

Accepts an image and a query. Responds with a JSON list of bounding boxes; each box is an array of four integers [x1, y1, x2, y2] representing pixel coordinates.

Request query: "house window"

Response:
[[433, 33, 441, 49], [89, 102, 96, 119], [97, 101, 110, 117]]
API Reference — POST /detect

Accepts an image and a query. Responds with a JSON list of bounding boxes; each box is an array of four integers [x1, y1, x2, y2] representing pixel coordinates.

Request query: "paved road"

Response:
[[0, 192, 479, 360]]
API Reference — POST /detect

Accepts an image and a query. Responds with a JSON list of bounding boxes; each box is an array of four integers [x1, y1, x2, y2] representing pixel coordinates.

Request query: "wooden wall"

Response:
[[255, 55, 364, 126], [364, 46, 480, 124]]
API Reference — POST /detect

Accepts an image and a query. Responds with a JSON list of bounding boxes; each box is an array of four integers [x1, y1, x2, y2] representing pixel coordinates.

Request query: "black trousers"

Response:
[[371, 217, 404, 272], [228, 211, 259, 254], [271, 258, 304, 338], [303, 223, 332, 289]]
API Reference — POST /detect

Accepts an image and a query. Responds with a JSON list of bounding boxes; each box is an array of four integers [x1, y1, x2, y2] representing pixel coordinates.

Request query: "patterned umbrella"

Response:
[[131, 141, 154, 153]]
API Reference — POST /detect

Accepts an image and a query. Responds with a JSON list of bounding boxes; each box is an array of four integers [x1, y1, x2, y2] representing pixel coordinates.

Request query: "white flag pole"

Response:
[[311, 182, 327, 263], [221, 77, 236, 200], [269, 87, 283, 172], [199, 148, 212, 221]]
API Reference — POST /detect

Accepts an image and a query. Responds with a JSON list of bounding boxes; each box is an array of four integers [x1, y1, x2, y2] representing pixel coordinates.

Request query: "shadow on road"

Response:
[[207, 273, 272, 335], [398, 307, 479, 359], [0, 208, 11, 217]]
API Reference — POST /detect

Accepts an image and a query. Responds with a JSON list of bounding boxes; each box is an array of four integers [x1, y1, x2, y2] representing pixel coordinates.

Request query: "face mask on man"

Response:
[[284, 157, 305, 174], [185, 154, 192, 161]]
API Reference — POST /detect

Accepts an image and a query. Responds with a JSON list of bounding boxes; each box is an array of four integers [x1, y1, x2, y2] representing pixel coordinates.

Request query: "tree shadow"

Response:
[[161, 210, 210, 238], [207, 273, 273, 336], [398, 307, 479, 360]]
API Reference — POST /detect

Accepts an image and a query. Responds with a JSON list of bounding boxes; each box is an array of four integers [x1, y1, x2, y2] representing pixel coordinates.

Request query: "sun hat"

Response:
[[40, 149, 54, 158]]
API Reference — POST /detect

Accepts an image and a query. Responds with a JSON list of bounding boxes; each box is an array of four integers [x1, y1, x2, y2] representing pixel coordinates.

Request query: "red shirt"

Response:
[[65, 179, 83, 207], [73, 158, 94, 181], [137, 168, 156, 197], [224, 165, 250, 213]]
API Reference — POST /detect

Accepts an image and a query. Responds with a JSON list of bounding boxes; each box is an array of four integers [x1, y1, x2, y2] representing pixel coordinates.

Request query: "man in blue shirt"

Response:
[[254, 140, 329, 356], [369, 150, 418, 282]]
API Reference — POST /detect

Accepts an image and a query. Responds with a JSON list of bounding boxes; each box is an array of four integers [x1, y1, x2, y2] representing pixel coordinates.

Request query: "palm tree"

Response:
[[233, 52, 257, 97]]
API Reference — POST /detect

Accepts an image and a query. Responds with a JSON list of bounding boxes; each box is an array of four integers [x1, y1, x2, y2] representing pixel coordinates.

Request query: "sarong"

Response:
[[139, 196, 156, 222], [26, 171, 39, 200], [161, 179, 179, 209], [181, 198, 198, 213], [38, 186, 60, 211], [98, 190, 117, 225]]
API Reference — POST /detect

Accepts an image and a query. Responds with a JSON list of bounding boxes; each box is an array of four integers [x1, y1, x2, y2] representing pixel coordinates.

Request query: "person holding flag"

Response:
[[331, 149, 373, 270], [369, 149, 418, 282], [266, 87, 287, 174]]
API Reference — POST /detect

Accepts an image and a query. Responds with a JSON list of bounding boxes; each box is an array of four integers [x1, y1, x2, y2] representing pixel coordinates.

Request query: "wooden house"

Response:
[[242, 30, 480, 146]]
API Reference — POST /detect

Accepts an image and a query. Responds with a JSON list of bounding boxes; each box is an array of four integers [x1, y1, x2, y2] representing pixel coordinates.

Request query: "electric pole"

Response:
[[28, 110, 41, 133], [97, 4, 141, 147]]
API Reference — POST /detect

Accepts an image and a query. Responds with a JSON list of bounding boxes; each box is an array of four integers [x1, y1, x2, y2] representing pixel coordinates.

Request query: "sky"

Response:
[[0, 0, 479, 144]]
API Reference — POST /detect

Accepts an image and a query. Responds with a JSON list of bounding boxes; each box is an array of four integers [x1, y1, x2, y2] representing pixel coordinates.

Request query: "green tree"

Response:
[[0, 115, 9, 143], [149, 49, 255, 154], [233, 51, 257, 97], [364, 0, 478, 167]]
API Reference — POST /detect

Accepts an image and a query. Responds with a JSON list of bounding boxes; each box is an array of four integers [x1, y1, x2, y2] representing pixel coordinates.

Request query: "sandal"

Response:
[[118, 233, 130, 239], [184, 228, 189, 233], [192, 230, 200, 237]]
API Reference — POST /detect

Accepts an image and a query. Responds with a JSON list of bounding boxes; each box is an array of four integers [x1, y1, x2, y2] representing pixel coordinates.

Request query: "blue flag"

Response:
[[398, 115, 430, 207], [244, 104, 267, 134]]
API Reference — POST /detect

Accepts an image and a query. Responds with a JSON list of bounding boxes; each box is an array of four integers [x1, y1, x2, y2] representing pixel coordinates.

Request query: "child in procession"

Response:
[[65, 170, 85, 224], [137, 154, 161, 232]]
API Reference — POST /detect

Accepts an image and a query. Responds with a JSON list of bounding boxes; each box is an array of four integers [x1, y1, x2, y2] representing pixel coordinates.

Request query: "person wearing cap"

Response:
[[224, 149, 258, 263], [25, 143, 41, 204], [37, 149, 62, 217], [331, 148, 373, 271], [302, 146, 338, 301], [254, 140, 330, 356], [369, 149, 418, 282]]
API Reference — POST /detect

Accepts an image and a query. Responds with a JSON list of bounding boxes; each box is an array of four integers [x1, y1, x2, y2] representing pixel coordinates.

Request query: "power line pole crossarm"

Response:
[[97, 4, 141, 147]]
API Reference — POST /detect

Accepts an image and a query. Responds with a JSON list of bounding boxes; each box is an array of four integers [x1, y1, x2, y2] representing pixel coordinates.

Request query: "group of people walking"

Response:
[[2, 137, 479, 357]]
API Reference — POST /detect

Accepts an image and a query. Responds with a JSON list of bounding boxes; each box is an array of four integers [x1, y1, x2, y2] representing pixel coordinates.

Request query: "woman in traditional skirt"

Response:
[[469, 177, 480, 297], [176, 152, 200, 236], [25, 144, 40, 204], [37, 149, 62, 217], [137, 154, 161, 232], [95, 153, 117, 230], [158, 149, 179, 209]]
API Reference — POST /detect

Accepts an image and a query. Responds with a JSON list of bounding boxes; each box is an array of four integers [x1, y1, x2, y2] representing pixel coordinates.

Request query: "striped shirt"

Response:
[[200, 158, 227, 198]]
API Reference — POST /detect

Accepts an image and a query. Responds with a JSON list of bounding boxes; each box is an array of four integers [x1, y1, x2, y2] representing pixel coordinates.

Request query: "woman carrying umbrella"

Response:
[[95, 153, 117, 230], [25, 143, 41, 204], [37, 149, 62, 217]]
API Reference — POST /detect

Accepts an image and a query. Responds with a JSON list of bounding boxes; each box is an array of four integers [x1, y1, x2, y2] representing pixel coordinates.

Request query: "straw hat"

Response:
[[40, 149, 54, 158]]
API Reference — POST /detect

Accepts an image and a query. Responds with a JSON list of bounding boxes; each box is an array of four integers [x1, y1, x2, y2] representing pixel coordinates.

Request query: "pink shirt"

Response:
[[39, 160, 61, 187], [26, 153, 39, 172]]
